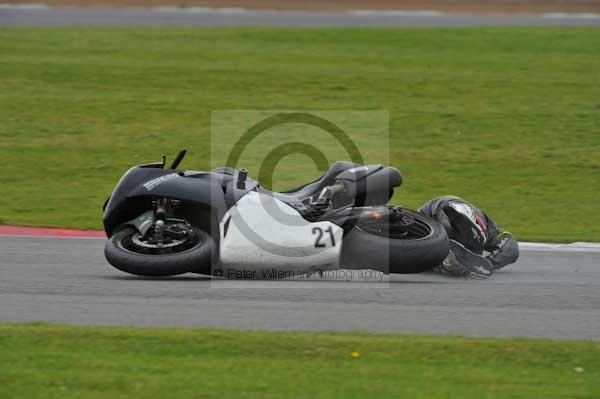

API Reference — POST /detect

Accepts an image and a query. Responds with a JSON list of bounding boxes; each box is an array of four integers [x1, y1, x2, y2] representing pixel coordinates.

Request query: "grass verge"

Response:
[[0, 28, 598, 241], [0, 323, 599, 398]]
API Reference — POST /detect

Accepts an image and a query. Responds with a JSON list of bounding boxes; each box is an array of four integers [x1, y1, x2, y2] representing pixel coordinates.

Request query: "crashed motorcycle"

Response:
[[103, 150, 449, 277]]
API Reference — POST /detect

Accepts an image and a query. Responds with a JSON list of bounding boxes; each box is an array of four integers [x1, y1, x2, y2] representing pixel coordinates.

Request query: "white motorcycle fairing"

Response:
[[219, 191, 343, 274]]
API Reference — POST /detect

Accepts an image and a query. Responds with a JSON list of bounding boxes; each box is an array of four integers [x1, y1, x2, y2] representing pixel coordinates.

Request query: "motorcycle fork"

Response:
[[139, 198, 175, 240], [155, 198, 174, 221]]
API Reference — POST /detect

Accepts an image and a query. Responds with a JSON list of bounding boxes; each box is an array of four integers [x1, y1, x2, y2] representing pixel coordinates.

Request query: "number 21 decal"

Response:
[[312, 226, 336, 248]]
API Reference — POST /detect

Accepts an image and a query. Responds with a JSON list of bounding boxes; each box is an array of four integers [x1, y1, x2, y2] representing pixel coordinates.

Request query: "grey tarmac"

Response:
[[1, 7, 600, 27], [1, 236, 599, 340]]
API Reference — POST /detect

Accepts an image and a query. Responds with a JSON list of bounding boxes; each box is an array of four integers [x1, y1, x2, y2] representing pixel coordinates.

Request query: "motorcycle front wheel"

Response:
[[340, 207, 449, 274], [104, 225, 215, 277]]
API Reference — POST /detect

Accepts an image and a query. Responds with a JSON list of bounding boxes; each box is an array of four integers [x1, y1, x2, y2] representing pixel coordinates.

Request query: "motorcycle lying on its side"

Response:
[[103, 150, 449, 277]]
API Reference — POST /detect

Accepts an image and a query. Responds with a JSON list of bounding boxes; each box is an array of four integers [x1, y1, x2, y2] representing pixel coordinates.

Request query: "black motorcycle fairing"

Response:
[[102, 166, 258, 236]]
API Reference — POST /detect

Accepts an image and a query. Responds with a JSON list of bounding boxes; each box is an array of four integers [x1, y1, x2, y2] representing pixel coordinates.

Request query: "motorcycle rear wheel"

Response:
[[340, 208, 449, 274]]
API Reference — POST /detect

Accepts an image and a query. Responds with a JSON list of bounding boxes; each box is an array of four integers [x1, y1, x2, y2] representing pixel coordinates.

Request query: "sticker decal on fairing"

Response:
[[143, 173, 178, 191]]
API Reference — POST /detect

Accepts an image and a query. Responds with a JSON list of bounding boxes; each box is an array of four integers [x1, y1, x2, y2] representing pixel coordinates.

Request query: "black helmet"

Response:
[[442, 202, 487, 254]]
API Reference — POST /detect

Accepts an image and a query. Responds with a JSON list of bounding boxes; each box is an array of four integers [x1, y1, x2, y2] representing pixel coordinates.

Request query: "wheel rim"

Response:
[[117, 223, 202, 255], [355, 212, 433, 240]]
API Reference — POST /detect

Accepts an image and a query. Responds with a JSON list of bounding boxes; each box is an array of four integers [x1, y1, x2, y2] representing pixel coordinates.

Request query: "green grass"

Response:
[[1, 323, 598, 398], [0, 28, 599, 241]]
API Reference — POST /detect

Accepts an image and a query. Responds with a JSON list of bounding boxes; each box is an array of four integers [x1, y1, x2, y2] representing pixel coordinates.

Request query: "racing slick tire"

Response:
[[104, 227, 215, 277], [340, 208, 449, 274]]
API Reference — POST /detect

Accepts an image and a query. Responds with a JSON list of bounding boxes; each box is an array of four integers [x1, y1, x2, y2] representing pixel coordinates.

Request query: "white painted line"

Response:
[[0, 3, 51, 10], [349, 10, 446, 17], [520, 241, 600, 253], [151, 7, 249, 14], [542, 12, 600, 19]]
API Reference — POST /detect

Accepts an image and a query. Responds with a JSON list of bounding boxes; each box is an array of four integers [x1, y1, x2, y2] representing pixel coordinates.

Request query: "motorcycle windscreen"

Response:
[[219, 191, 343, 273]]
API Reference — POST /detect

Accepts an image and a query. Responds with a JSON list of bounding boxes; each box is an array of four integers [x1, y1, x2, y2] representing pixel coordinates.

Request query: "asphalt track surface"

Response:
[[1, 236, 599, 339], [1, 7, 600, 27]]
